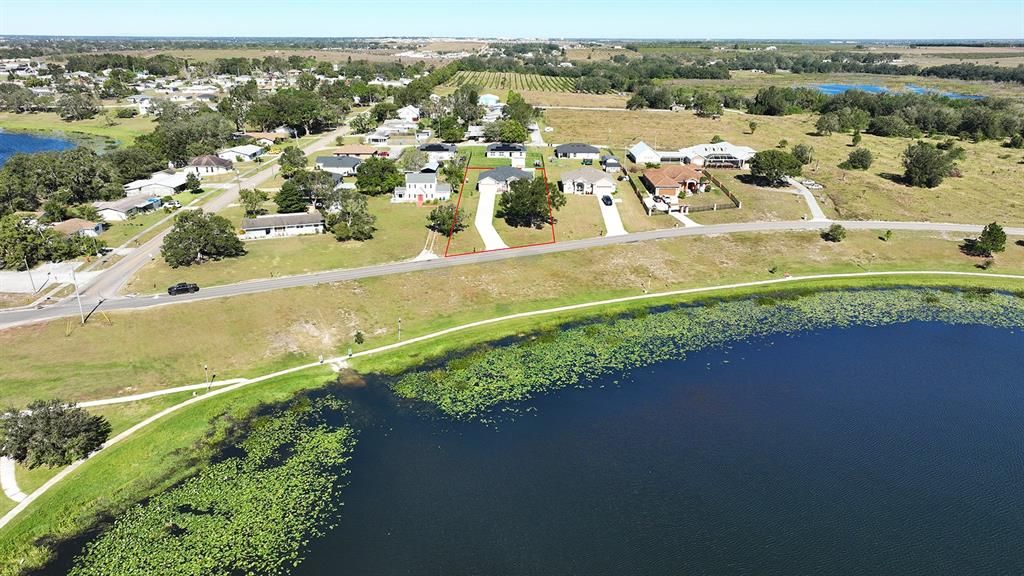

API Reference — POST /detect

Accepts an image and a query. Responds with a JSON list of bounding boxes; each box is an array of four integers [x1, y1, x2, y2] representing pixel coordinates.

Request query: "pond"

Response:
[[0, 130, 75, 166], [303, 320, 1024, 575], [813, 83, 984, 100]]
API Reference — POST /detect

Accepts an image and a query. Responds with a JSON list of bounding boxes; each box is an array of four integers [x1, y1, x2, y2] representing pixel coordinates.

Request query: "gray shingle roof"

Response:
[[317, 155, 362, 169], [478, 166, 533, 182], [555, 143, 599, 155], [486, 142, 526, 153]]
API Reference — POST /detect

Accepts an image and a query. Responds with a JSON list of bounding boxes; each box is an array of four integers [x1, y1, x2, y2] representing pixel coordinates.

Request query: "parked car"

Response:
[[167, 282, 200, 296], [601, 195, 614, 206]]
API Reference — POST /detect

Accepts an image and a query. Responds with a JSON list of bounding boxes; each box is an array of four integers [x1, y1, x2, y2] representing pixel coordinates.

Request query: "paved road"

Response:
[[78, 127, 350, 300], [3, 219, 1021, 330]]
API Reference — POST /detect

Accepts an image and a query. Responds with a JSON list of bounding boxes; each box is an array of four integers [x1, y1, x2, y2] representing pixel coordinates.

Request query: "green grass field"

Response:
[[0, 112, 155, 146], [544, 108, 1024, 226]]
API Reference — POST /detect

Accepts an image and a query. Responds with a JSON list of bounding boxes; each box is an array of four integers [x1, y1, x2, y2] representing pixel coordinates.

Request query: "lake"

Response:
[[814, 83, 984, 100], [0, 130, 75, 166], [306, 321, 1024, 575]]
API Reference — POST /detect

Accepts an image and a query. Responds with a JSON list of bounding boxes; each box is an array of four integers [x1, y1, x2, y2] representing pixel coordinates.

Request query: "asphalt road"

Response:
[[3, 219, 1020, 330]]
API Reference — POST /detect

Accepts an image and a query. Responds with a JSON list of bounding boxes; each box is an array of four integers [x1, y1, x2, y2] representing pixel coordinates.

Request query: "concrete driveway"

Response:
[[598, 195, 627, 236], [475, 188, 508, 251]]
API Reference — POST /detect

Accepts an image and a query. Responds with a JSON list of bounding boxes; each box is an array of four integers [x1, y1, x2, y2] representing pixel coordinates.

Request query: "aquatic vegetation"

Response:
[[68, 398, 356, 576], [392, 289, 1024, 419]]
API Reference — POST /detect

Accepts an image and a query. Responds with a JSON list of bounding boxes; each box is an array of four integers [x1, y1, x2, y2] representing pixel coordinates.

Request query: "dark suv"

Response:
[[167, 282, 200, 296]]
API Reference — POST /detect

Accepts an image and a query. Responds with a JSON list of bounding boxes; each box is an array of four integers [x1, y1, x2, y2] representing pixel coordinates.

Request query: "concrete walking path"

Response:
[[3, 269, 1024, 531], [669, 211, 703, 228], [475, 189, 508, 251], [0, 457, 26, 503]]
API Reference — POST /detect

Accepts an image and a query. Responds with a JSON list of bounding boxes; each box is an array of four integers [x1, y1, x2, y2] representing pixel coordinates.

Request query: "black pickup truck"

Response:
[[167, 282, 200, 296]]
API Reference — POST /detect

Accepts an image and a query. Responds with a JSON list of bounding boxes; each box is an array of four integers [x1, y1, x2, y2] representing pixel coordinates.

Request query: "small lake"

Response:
[[306, 321, 1024, 575], [0, 130, 75, 166], [814, 83, 984, 100]]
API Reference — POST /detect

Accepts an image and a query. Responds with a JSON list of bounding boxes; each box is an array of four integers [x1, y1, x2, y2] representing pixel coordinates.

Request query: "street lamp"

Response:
[[70, 268, 85, 324]]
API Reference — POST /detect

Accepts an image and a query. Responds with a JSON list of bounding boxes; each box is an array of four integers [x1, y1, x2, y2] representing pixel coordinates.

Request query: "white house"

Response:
[[675, 142, 757, 168], [123, 170, 189, 197], [217, 144, 264, 163], [316, 155, 362, 176], [364, 131, 390, 145], [601, 155, 622, 173], [554, 143, 600, 160], [477, 166, 533, 195], [94, 196, 161, 222], [627, 141, 662, 165], [187, 154, 233, 176], [240, 213, 324, 240], [478, 93, 500, 107], [486, 142, 526, 159], [397, 105, 420, 122], [391, 172, 452, 204], [418, 142, 457, 163], [560, 167, 616, 196]]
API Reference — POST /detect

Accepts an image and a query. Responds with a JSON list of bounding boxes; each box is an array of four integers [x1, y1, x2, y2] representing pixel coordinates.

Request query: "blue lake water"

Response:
[[814, 83, 984, 100], [304, 321, 1024, 575], [0, 130, 75, 166]]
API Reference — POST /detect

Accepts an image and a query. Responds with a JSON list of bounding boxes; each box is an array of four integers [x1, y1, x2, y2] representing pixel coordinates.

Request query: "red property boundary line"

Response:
[[443, 161, 557, 258]]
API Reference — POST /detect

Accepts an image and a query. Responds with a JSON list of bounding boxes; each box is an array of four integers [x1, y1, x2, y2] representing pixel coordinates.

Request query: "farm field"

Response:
[[447, 70, 581, 92], [545, 108, 1024, 225]]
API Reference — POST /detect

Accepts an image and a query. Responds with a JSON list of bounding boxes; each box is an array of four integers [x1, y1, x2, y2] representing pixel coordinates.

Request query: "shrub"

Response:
[[821, 223, 847, 242], [843, 148, 874, 170]]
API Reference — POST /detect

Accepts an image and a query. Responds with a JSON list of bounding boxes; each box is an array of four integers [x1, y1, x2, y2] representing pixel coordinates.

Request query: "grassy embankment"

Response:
[[0, 112, 155, 146], [542, 107, 1024, 226], [5, 229, 1024, 408]]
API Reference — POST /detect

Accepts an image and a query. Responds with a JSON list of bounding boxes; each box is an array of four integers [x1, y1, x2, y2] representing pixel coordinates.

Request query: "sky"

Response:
[[1, 0, 1022, 40]]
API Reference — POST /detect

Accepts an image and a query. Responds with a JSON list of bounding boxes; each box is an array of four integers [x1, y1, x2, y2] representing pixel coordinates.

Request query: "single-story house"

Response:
[[675, 142, 756, 168], [123, 170, 189, 197], [397, 105, 420, 122], [554, 143, 600, 160], [187, 154, 233, 175], [364, 131, 390, 145], [561, 167, 616, 196], [464, 125, 485, 141], [392, 172, 452, 204], [486, 142, 526, 159], [240, 212, 325, 240], [478, 93, 500, 107], [477, 166, 533, 195], [627, 141, 662, 165], [217, 144, 264, 163], [334, 144, 380, 158], [379, 119, 418, 135], [642, 164, 706, 198], [601, 155, 622, 173], [51, 218, 103, 237], [245, 132, 288, 147], [316, 155, 362, 176], [94, 196, 161, 222], [420, 160, 440, 173], [419, 142, 457, 163]]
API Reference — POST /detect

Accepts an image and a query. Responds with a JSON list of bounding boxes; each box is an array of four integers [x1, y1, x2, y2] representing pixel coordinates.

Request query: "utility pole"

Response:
[[397, 317, 402, 341], [204, 364, 211, 392], [24, 257, 35, 291], [70, 268, 85, 325]]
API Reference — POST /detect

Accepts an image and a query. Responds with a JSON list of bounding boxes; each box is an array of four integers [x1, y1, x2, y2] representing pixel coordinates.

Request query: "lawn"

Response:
[[544, 108, 1024, 226], [0, 112, 155, 146], [97, 190, 203, 248], [444, 170, 486, 255], [123, 195, 430, 294], [4, 229, 1023, 408], [688, 174, 810, 225]]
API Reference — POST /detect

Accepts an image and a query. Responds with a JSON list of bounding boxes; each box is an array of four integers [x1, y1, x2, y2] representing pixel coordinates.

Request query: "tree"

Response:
[[450, 84, 483, 123], [398, 147, 427, 172], [57, 91, 99, 121], [815, 113, 841, 136], [821, 223, 847, 243], [161, 209, 245, 267], [279, 146, 307, 178], [1008, 133, 1024, 149], [692, 91, 723, 118], [348, 113, 375, 136], [792, 143, 814, 165], [326, 189, 376, 241], [355, 156, 404, 196], [0, 399, 111, 469], [426, 203, 470, 236], [902, 141, 954, 188], [498, 119, 529, 143], [0, 213, 104, 269], [274, 180, 309, 213], [441, 154, 468, 195], [185, 172, 202, 192], [503, 91, 536, 126], [843, 148, 874, 170], [239, 188, 269, 217], [852, 130, 862, 146], [777, 139, 789, 149], [437, 115, 464, 143], [497, 176, 564, 228], [748, 121, 758, 134], [749, 149, 802, 186], [966, 222, 1007, 257]]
